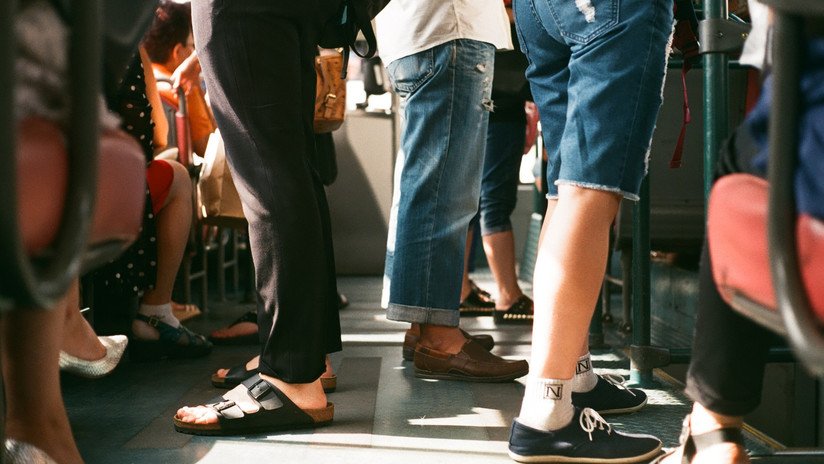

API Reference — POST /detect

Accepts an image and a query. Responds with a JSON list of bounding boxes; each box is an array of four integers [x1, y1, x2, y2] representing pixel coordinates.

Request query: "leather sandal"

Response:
[[208, 311, 259, 346], [129, 314, 213, 361], [212, 362, 337, 393], [174, 374, 334, 436], [652, 415, 747, 463], [459, 280, 496, 316]]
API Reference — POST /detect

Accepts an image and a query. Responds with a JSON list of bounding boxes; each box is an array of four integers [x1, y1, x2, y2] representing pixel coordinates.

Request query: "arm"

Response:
[[139, 46, 169, 153]]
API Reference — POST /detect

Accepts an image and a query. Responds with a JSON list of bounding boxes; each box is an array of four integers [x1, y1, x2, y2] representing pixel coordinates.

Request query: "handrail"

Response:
[[155, 77, 192, 167], [0, 0, 102, 310], [765, 4, 824, 377]]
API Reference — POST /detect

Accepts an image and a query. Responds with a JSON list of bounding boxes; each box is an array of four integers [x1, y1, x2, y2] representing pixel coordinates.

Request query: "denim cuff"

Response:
[[386, 303, 460, 326]]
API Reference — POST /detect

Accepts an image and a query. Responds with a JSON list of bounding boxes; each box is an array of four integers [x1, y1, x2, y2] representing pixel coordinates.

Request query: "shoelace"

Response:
[[579, 407, 612, 441], [600, 373, 637, 397]]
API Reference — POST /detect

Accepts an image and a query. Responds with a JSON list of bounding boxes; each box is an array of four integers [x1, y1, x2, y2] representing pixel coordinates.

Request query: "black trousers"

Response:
[[683, 125, 780, 416], [192, 0, 342, 382]]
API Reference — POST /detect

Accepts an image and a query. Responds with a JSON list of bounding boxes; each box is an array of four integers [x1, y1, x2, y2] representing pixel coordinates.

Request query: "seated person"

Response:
[[656, 14, 824, 464], [92, 49, 212, 361], [5, 2, 144, 462], [142, 0, 215, 157]]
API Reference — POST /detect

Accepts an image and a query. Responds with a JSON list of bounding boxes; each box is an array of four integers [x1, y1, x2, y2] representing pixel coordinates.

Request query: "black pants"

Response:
[[192, 0, 342, 383], [683, 125, 780, 416]]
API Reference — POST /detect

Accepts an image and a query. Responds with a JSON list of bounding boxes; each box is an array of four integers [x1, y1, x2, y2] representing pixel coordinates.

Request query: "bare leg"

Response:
[[531, 185, 619, 379], [60, 280, 105, 362], [141, 161, 191, 306], [481, 230, 524, 308], [3, 301, 84, 464]]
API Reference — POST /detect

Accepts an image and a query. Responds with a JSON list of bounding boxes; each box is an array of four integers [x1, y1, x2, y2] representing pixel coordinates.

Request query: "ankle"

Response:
[[690, 404, 743, 435], [418, 324, 466, 353], [260, 373, 327, 410]]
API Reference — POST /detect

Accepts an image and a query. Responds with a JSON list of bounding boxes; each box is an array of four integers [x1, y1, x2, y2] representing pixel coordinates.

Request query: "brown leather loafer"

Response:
[[402, 329, 495, 361], [413, 339, 528, 382]]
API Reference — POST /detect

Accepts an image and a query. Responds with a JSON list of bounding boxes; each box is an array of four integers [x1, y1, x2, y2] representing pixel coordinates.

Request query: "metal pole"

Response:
[[703, 0, 730, 201]]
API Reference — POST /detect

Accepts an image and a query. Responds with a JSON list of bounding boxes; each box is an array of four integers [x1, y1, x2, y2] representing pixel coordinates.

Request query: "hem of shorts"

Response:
[[386, 303, 460, 327], [554, 180, 640, 201]]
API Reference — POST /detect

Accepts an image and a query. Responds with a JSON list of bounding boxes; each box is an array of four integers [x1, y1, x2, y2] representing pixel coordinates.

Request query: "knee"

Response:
[[168, 160, 193, 199]]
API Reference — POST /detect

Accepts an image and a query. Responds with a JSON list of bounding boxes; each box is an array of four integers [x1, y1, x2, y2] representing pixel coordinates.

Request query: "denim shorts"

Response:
[[514, 0, 673, 200], [382, 39, 495, 326]]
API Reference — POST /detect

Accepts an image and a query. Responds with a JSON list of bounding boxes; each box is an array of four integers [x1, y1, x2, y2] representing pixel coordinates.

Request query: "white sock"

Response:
[[571, 353, 598, 393], [517, 377, 575, 431], [137, 303, 179, 328]]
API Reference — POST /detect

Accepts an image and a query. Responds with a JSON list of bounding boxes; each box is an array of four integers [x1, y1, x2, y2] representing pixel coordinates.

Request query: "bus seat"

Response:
[[708, 0, 824, 379], [708, 174, 824, 332]]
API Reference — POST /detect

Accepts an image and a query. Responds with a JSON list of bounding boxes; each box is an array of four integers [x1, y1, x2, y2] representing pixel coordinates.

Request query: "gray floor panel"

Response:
[[62, 275, 778, 463]]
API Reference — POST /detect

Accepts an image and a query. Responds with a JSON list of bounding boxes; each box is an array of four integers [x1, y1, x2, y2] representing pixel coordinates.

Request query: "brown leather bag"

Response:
[[314, 50, 346, 133]]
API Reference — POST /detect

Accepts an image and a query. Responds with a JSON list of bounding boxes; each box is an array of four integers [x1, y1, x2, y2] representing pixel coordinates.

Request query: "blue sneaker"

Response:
[[572, 374, 648, 415], [508, 407, 662, 463]]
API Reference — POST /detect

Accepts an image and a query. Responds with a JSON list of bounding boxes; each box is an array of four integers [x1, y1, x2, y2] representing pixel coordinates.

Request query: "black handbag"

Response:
[[319, 0, 392, 78]]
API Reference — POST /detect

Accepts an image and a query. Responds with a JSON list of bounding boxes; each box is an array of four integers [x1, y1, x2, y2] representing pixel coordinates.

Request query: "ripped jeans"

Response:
[[382, 39, 495, 326]]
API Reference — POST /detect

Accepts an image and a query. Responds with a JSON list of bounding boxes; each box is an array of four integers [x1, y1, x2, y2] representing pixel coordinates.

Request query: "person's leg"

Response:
[[132, 160, 192, 337], [60, 279, 105, 361], [478, 116, 528, 309], [178, 2, 341, 428], [382, 40, 527, 381], [656, 246, 772, 464], [3, 301, 83, 464], [509, 0, 670, 460]]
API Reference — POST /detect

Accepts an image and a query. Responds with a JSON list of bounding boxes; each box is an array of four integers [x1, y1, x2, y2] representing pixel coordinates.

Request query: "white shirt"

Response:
[[375, 0, 513, 65]]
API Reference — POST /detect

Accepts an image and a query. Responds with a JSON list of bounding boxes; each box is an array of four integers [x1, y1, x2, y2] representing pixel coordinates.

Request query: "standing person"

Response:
[[173, 0, 343, 435], [506, 0, 672, 462], [376, 1, 529, 381], [461, 0, 534, 325]]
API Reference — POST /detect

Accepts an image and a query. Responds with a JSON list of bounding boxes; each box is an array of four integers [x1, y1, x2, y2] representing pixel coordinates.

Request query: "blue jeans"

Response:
[[383, 39, 496, 326], [514, 0, 673, 200], [471, 115, 527, 236]]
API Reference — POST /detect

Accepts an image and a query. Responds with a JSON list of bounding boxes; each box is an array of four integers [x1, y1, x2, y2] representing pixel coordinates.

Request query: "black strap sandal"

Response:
[[652, 415, 746, 463], [212, 362, 259, 389], [493, 295, 534, 325], [174, 374, 334, 436], [208, 310, 260, 346], [459, 280, 496, 316], [130, 314, 213, 361]]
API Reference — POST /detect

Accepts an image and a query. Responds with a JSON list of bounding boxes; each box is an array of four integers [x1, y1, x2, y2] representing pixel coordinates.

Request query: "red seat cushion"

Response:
[[708, 173, 824, 324], [17, 117, 145, 256]]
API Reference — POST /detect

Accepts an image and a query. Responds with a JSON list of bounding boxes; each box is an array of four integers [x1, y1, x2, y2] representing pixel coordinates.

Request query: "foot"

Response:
[[655, 410, 750, 464], [414, 338, 528, 382], [129, 314, 212, 361], [209, 310, 258, 345], [213, 355, 338, 392], [571, 374, 648, 415], [62, 307, 106, 362], [60, 335, 128, 379], [508, 408, 662, 463], [494, 295, 534, 325], [175, 372, 328, 428], [402, 326, 494, 361], [459, 280, 496, 315]]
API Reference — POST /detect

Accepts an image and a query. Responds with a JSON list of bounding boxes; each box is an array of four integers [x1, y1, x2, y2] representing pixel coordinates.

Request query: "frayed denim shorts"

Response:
[[514, 0, 673, 200]]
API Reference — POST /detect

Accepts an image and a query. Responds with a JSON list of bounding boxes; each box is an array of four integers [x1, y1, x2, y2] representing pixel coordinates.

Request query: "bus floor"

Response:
[[62, 274, 775, 463]]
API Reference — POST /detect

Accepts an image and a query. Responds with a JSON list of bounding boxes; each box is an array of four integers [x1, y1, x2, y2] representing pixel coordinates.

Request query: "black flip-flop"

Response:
[[174, 374, 334, 436], [208, 311, 259, 346], [212, 362, 337, 393]]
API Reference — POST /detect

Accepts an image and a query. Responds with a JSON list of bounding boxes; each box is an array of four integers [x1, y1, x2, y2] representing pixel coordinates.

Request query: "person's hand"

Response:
[[172, 52, 201, 94]]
